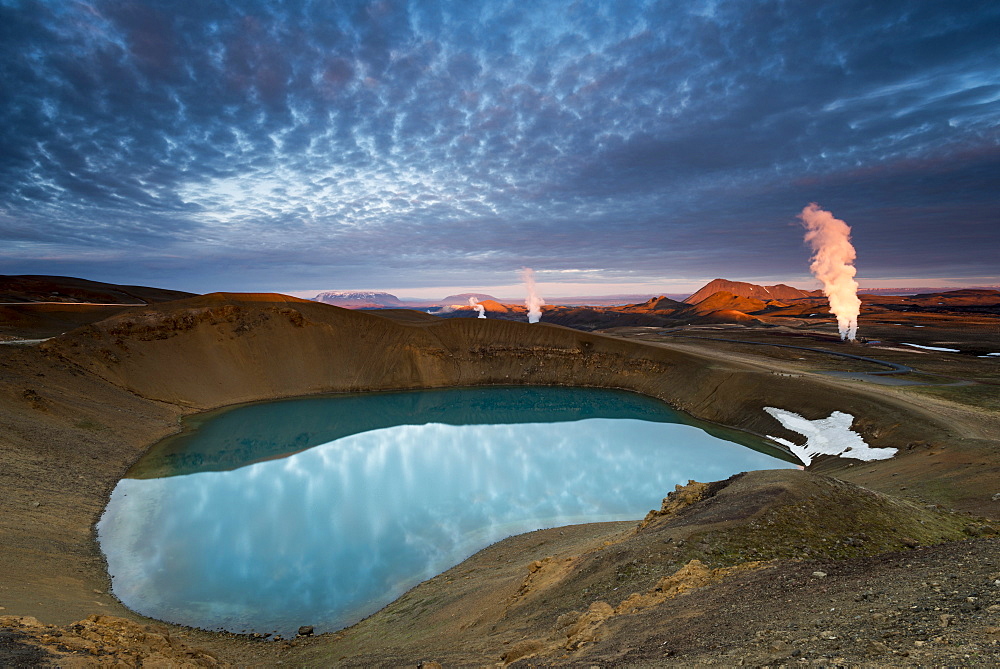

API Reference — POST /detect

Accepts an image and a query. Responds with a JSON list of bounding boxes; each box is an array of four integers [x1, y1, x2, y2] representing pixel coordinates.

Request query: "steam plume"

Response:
[[469, 296, 486, 319], [798, 203, 861, 341], [521, 267, 545, 323]]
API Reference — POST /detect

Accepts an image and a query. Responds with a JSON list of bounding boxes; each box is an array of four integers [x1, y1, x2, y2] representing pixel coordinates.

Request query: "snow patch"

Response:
[[901, 343, 960, 352], [764, 407, 897, 467], [980, 352, 1000, 358]]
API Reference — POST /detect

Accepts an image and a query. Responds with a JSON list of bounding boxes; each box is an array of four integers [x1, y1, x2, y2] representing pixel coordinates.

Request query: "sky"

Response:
[[1, 0, 998, 299]]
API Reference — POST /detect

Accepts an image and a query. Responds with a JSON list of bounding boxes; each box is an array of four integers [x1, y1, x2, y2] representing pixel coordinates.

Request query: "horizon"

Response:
[[2, 2, 998, 291], [281, 275, 1000, 303], [5, 270, 998, 303]]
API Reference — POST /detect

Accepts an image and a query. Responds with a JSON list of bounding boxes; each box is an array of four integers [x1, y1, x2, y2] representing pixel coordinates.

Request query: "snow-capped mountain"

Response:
[[312, 291, 404, 308]]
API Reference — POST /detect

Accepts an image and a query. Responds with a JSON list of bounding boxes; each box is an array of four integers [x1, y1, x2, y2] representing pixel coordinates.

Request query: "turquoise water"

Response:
[[98, 386, 794, 637]]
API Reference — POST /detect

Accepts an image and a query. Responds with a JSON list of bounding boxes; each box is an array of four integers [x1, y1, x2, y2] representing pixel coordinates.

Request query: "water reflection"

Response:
[[99, 387, 794, 637], [127, 386, 787, 478]]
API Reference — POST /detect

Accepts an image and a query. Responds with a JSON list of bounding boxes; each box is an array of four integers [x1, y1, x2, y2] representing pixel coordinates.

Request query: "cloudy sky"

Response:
[[2, 0, 997, 297]]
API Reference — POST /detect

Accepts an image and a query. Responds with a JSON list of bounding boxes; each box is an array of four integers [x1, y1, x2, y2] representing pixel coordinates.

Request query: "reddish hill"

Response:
[[682, 291, 767, 316], [685, 279, 813, 304], [478, 299, 512, 314], [440, 299, 517, 318]]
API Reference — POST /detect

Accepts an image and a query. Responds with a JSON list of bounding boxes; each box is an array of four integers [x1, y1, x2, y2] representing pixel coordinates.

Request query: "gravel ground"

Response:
[[581, 537, 1000, 667]]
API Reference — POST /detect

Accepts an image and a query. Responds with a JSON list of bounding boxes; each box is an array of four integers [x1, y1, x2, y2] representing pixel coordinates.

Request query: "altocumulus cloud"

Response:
[[1, 0, 998, 292]]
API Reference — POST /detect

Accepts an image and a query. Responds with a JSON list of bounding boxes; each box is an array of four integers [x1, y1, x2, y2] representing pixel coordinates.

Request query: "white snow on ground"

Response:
[[764, 407, 897, 467], [901, 342, 960, 352], [980, 353, 1000, 358], [0, 338, 51, 346]]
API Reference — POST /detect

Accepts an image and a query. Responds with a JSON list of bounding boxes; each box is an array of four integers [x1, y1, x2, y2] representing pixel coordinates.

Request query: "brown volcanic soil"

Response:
[[0, 274, 194, 305], [0, 275, 195, 341], [291, 473, 998, 667], [677, 290, 767, 315], [0, 304, 146, 341], [2, 291, 999, 666]]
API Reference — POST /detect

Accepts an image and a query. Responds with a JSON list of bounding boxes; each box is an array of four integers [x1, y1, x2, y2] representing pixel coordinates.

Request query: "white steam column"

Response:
[[521, 268, 545, 323], [798, 203, 861, 341], [469, 296, 487, 319]]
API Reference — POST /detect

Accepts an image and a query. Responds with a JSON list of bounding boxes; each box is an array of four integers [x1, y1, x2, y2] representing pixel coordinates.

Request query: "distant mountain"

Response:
[[438, 293, 499, 306], [886, 289, 1000, 311], [0, 274, 194, 304], [621, 295, 686, 311], [440, 294, 672, 307], [544, 294, 666, 306], [859, 286, 1000, 295], [909, 289, 1000, 304], [312, 291, 404, 308], [685, 279, 814, 304]]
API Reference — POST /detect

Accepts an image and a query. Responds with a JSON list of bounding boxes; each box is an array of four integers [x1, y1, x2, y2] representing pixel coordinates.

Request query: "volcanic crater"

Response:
[[2, 279, 999, 666]]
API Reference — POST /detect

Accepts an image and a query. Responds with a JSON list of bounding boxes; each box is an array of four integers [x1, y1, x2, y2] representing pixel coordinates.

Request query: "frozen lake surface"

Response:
[[98, 386, 795, 637]]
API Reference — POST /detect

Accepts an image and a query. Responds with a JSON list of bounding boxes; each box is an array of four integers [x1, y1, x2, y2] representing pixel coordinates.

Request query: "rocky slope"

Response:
[[0, 274, 193, 304], [3, 292, 999, 666], [0, 275, 196, 341], [289, 470, 995, 666], [38, 293, 953, 459]]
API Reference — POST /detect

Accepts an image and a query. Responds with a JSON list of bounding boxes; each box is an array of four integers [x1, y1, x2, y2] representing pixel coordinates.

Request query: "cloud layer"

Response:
[[2, 0, 998, 292]]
